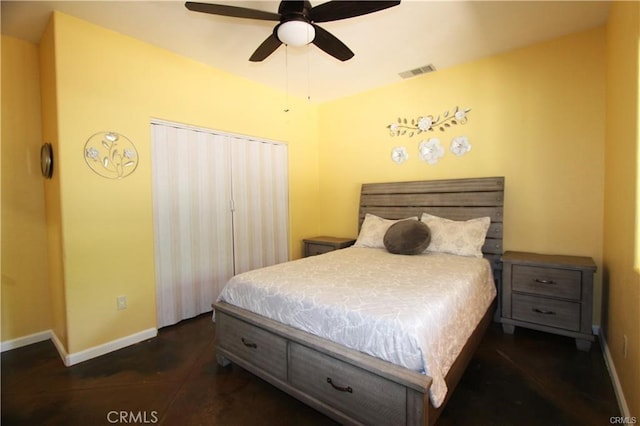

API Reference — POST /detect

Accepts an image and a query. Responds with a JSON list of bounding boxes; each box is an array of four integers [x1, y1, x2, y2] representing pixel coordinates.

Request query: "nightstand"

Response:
[[303, 236, 356, 257], [500, 251, 597, 351]]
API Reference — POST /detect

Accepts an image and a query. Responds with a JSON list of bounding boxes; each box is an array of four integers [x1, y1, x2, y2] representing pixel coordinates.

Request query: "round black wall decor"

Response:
[[40, 143, 53, 179]]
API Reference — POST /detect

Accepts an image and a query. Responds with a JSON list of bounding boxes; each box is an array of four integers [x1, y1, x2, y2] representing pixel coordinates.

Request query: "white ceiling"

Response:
[[1, 0, 611, 103]]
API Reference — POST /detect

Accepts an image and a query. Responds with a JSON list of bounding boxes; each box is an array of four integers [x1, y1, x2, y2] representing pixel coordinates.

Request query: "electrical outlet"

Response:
[[117, 295, 127, 311], [623, 334, 628, 359]]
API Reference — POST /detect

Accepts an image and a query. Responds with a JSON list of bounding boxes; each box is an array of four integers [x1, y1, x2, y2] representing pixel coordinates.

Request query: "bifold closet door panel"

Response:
[[152, 124, 234, 328], [230, 138, 289, 274]]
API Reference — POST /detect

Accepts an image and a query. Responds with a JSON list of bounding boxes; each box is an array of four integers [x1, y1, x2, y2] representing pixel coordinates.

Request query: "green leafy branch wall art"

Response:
[[387, 106, 471, 137]]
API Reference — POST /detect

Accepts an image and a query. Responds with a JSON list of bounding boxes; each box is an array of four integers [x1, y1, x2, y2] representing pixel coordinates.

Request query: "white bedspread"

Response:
[[217, 247, 496, 407]]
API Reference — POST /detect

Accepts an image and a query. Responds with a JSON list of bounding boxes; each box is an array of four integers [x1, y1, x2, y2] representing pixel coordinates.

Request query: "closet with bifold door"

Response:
[[151, 121, 289, 328]]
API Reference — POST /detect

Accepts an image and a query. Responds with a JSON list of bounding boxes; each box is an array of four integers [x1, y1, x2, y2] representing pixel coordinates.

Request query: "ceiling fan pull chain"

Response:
[[307, 45, 311, 103], [284, 44, 290, 113]]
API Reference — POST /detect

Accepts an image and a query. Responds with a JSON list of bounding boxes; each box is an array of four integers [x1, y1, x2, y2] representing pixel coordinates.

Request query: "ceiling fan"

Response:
[[185, 1, 401, 62]]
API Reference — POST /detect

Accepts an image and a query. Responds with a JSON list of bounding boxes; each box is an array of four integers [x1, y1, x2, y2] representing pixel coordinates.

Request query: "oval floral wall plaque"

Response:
[[84, 131, 139, 179]]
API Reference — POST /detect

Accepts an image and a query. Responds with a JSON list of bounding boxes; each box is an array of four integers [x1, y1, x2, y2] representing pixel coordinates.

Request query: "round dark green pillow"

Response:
[[383, 220, 431, 255]]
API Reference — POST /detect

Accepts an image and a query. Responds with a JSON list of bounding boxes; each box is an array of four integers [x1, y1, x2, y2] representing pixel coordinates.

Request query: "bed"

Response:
[[213, 176, 505, 426]]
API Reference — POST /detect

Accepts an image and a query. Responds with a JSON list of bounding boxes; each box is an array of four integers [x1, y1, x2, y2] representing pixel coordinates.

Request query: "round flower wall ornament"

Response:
[[450, 136, 472, 157], [84, 131, 139, 179], [417, 116, 433, 131], [391, 146, 409, 164], [419, 138, 445, 165], [454, 109, 468, 123]]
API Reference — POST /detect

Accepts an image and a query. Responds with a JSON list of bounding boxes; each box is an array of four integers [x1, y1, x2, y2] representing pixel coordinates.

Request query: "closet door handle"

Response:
[[241, 337, 257, 349]]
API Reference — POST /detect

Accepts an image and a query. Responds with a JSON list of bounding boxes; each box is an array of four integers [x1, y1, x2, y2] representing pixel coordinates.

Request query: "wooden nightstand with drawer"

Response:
[[500, 251, 597, 351], [303, 236, 356, 257]]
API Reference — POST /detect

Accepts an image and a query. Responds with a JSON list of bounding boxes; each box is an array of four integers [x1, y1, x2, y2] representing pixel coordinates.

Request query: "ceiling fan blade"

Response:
[[311, 24, 354, 62], [309, 1, 400, 23], [249, 33, 283, 62], [185, 2, 280, 21]]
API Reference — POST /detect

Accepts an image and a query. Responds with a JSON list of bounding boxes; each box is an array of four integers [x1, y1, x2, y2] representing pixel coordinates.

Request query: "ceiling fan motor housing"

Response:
[[278, 1, 313, 19]]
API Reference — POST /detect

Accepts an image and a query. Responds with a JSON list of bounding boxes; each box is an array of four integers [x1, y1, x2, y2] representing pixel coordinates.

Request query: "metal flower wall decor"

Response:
[[391, 136, 472, 166], [418, 138, 445, 165], [391, 146, 409, 164], [450, 136, 472, 157], [388, 106, 473, 166], [387, 106, 471, 137], [84, 131, 139, 179]]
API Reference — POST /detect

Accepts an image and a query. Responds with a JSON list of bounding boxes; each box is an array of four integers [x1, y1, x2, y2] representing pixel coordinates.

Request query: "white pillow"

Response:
[[354, 214, 418, 248], [420, 213, 490, 258]]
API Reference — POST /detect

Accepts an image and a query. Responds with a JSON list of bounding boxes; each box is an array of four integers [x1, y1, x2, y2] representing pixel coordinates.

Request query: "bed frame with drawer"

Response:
[[214, 176, 505, 426]]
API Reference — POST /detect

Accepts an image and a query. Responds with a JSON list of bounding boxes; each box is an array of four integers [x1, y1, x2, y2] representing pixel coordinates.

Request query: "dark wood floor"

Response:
[[2, 313, 619, 425]]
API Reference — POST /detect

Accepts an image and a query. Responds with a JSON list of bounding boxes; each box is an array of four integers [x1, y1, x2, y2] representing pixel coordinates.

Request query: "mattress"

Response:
[[217, 247, 496, 407]]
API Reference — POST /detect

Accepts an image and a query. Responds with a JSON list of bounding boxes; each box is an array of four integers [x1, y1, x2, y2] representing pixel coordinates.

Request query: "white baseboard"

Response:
[[2, 328, 158, 367], [597, 328, 631, 417], [1, 330, 52, 352], [64, 328, 158, 366], [50, 330, 69, 365]]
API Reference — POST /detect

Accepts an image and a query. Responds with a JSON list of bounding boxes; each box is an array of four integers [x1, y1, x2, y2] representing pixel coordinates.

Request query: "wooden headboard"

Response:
[[358, 176, 505, 273]]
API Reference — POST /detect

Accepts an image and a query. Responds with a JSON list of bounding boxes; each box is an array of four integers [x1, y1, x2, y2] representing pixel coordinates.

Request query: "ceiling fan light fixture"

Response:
[[277, 20, 315, 47]]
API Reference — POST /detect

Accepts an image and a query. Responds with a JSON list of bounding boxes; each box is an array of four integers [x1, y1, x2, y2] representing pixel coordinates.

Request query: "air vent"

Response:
[[398, 64, 437, 79]]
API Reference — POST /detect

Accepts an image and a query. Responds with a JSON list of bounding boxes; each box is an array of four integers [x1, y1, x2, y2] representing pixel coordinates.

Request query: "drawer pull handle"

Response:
[[326, 377, 353, 393], [532, 308, 556, 315], [241, 337, 257, 349], [535, 278, 556, 285]]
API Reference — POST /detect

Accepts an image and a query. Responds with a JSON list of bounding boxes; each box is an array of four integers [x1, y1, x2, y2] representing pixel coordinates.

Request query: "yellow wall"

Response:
[[318, 27, 606, 320], [44, 11, 320, 354], [604, 1, 640, 415], [1, 36, 52, 341], [39, 18, 69, 350]]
